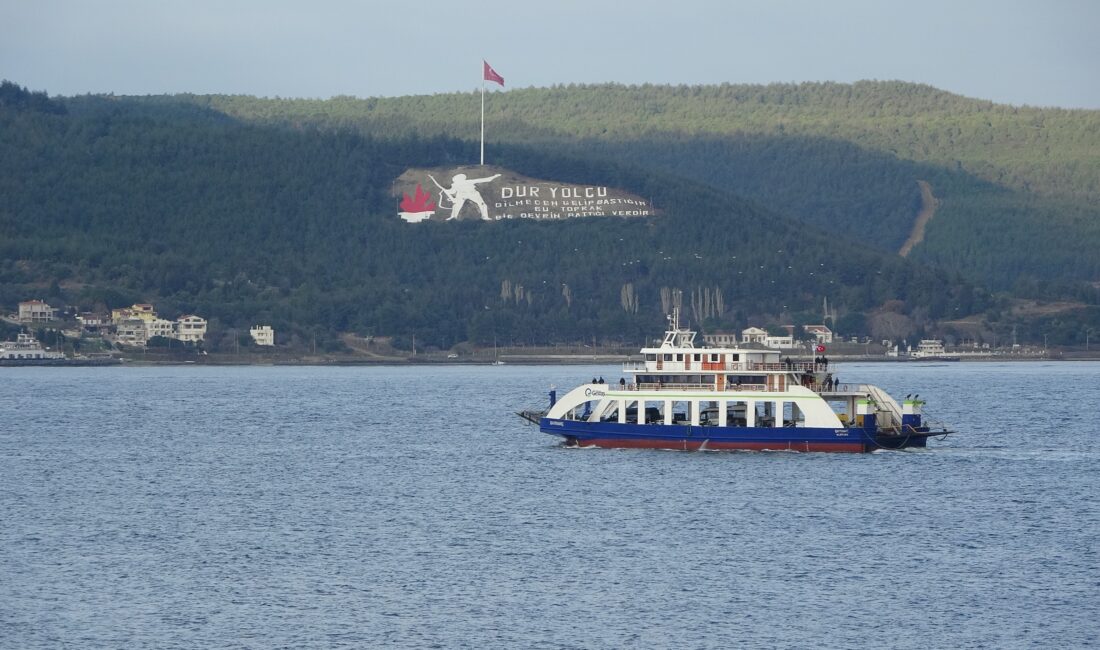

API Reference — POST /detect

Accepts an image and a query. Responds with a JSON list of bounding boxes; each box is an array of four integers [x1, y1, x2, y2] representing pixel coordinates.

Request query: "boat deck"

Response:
[[619, 382, 871, 397]]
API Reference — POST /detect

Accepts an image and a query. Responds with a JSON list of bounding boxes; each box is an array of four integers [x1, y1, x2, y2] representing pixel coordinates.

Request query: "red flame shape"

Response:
[[400, 184, 436, 212]]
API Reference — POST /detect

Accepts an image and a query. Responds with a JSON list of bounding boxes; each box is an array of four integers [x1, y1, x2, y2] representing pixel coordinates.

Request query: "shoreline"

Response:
[[5, 352, 1098, 368]]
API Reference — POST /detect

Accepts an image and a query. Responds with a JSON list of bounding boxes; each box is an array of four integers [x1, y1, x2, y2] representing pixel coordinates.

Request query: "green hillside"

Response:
[[1, 81, 1008, 349], [112, 81, 1100, 291]]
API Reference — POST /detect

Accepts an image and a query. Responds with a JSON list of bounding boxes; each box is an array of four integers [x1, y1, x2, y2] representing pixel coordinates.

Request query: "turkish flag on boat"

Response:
[[483, 60, 504, 86], [815, 345, 826, 353]]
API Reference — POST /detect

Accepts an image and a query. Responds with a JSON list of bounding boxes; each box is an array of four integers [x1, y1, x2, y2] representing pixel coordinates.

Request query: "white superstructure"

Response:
[[547, 309, 900, 431], [0, 333, 65, 360]]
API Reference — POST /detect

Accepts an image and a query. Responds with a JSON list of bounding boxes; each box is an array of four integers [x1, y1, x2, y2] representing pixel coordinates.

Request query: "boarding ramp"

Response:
[[863, 384, 903, 429]]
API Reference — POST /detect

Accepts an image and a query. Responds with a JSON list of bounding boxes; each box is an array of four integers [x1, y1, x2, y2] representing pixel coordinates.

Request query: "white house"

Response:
[[146, 318, 176, 340], [176, 315, 207, 343], [18, 300, 55, 323], [803, 324, 833, 344], [741, 327, 769, 344], [701, 332, 739, 347], [763, 335, 796, 349], [250, 325, 275, 346]]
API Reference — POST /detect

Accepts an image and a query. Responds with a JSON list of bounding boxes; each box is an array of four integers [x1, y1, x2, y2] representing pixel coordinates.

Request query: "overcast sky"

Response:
[[2, 0, 1098, 108]]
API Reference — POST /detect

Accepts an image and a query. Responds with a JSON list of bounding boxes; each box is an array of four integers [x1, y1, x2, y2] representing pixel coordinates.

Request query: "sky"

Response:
[[2, 0, 1098, 108]]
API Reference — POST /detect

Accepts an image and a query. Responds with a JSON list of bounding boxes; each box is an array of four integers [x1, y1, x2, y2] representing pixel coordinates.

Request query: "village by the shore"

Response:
[[3, 298, 1091, 366]]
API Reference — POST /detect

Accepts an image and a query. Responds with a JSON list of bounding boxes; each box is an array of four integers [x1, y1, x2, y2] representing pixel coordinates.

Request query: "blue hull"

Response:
[[540, 418, 931, 453]]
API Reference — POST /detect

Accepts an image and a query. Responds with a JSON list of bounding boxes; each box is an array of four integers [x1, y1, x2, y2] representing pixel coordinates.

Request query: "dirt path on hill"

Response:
[[898, 180, 939, 257]]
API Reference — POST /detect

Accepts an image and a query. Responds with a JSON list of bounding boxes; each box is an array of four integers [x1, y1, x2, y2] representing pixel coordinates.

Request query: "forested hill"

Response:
[[1, 80, 1005, 350], [91, 81, 1100, 293]]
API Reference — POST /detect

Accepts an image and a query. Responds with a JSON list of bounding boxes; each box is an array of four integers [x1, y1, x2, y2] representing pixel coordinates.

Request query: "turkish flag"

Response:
[[483, 61, 504, 86], [815, 344, 826, 353]]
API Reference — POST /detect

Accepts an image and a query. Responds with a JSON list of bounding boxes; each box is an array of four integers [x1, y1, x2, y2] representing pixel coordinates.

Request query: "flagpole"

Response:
[[480, 76, 485, 166]]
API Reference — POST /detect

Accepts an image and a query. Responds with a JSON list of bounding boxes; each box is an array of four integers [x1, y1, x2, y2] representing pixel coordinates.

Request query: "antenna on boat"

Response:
[[661, 305, 696, 349]]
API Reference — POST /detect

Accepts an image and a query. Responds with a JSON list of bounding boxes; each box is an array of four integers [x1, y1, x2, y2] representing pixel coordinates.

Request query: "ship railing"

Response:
[[623, 361, 828, 373], [752, 361, 824, 372], [814, 382, 862, 394], [633, 382, 717, 391], [630, 382, 771, 392]]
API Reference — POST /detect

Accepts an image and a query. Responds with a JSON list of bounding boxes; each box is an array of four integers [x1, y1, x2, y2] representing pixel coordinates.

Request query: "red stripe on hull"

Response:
[[574, 438, 867, 453]]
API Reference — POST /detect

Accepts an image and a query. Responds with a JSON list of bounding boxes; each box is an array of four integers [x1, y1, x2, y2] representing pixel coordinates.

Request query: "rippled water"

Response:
[[2, 362, 1098, 648]]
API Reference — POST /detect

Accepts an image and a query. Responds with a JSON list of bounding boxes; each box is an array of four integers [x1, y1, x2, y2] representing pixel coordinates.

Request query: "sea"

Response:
[[1, 362, 1097, 649]]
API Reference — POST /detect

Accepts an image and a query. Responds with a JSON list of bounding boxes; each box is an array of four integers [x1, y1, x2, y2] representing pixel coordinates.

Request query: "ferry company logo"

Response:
[[395, 166, 656, 223]]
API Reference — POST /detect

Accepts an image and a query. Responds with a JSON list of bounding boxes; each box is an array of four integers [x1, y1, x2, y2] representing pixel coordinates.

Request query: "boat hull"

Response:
[[540, 418, 932, 453]]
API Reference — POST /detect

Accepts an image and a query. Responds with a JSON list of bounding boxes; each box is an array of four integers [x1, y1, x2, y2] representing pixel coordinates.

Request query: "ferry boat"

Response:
[[909, 339, 960, 362], [0, 333, 65, 361], [519, 310, 951, 453]]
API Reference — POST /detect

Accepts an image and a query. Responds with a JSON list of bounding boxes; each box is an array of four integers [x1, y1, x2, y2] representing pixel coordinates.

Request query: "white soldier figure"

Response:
[[440, 172, 501, 220]]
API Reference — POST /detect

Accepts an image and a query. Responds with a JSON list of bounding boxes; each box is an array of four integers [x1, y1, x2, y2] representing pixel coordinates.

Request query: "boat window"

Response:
[[662, 354, 673, 361], [726, 401, 748, 427], [699, 401, 720, 426], [728, 375, 766, 386], [782, 402, 804, 427], [573, 399, 604, 422], [756, 401, 776, 428], [692, 354, 701, 362], [675, 354, 683, 361], [670, 400, 691, 425], [635, 401, 663, 424], [645, 354, 656, 361]]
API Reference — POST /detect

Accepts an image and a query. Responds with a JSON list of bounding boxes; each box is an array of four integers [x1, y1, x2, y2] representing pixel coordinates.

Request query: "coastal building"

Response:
[[146, 318, 176, 340], [176, 315, 207, 343], [763, 334, 796, 349], [736, 327, 796, 349], [77, 313, 107, 329], [701, 332, 739, 346], [116, 319, 148, 347], [18, 300, 55, 323], [112, 303, 157, 325], [250, 325, 275, 346], [741, 327, 768, 345], [803, 324, 834, 344]]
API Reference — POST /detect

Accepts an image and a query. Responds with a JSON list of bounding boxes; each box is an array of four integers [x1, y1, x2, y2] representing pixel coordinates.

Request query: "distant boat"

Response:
[[0, 333, 64, 361], [909, 339, 958, 361], [0, 333, 120, 366]]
